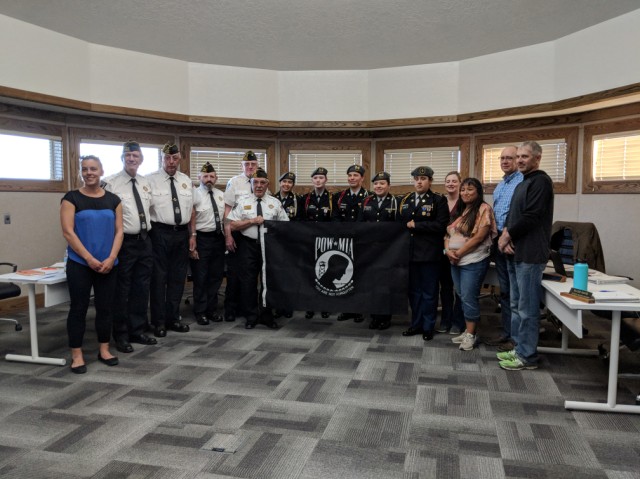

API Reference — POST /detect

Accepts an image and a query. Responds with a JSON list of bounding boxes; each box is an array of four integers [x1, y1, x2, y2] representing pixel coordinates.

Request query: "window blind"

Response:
[[190, 148, 267, 185], [383, 148, 460, 185], [288, 151, 362, 186], [482, 140, 567, 184], [593, 131, 640, 181]]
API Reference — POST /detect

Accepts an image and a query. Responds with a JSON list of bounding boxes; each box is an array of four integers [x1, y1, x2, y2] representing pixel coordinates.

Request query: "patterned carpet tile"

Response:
[[572, 410, 640, 433], [178, 344, 253, 369], [208, 369, 287, 397], [340, 379, 417, 411], [241, 399, 334, 438], [353, 359, 420, 384], [0, 449, 108, 479], [417, 365, 490, 389], [254, 337, 321, 355], [207, 331, 267, 351], [91, 460, 192, 479], [322, 405, 412, 449], [502, 460, 609, 479], [299, 439, 406, 479], [584, 429, 640, 472], [485, 363, 563, 396], [268, 373, 351, 404], [421, 344, 484, 372], [307, 338, 370, 358], [363, 344, 424, 363], [496, 419, 600, 468], [146, 364, 227, 391], [292, 353, 361, 378], [404, 450, 506, 479], [415, 384, 494, 419], [233, 350, 305, 374], [488, 390, 572, 425], [407, 414, 501, 458], [172, 393, 262, 431]]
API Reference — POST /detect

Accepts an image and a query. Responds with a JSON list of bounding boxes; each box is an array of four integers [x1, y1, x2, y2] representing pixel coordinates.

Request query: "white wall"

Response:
[[2, 10, 640, 121]]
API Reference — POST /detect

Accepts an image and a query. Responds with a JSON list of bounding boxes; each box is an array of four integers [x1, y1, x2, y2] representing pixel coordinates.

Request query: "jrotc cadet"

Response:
[[357, 171, 398, 330], [333, 164, 370, 323], [147, 142, 193, 337], [301, 167, 332, 319], [188, 162, 226, 325], [222, 150, 259, 322], [397, 166, 448, 341], [226, 169, 289, 329], [103, 140, 157, 353], [274, 172, 302, 221]]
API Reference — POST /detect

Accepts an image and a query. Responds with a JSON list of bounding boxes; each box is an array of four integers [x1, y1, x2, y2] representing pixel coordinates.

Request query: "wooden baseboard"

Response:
[[0, 293, 44, 315]]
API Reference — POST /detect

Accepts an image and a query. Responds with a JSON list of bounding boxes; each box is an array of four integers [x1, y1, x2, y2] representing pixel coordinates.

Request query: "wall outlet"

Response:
[[3, 214, 10, 225]]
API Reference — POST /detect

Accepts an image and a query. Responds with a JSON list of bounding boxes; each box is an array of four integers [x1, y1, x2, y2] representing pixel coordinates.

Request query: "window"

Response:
[[79, 141, 162, 177], [383, 148, 460, 185], [482, 140, 567, 184], [189, 148, 267, 185], [0, 131, 63, 181], [288, 151, 362, 186], [592, 131, 640, 181]]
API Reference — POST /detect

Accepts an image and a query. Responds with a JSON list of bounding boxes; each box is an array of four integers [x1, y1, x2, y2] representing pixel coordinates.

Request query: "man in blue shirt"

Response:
[[488, 146, 522, 350]]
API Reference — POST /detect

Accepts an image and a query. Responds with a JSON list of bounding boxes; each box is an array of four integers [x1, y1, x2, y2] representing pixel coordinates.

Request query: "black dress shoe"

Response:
[[154, 326, 167, 338], [422, 330, 434, 341], [70, 363, 87, 374], [225, 315, 236, 322], [168, 321, 190, 333], [402, 327, 422, 337], [245, 323, 256, 329], [369, 321, 379, 330], [321, 312, 330, 319], [196, 316, 210, 325], [129, 334, 157, 345], [353, 315, 364, 323], [337, 313, 352, 321], [305, 311, 314, 319], [115, 340, 134, 353], [378, 322, 391, 331], [210, 314, 223, 322], [97, 354, 119, 366]]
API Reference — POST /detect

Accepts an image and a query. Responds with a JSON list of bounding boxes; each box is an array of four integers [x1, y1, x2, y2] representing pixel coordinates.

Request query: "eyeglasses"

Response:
[[499, 156, 515, 160]]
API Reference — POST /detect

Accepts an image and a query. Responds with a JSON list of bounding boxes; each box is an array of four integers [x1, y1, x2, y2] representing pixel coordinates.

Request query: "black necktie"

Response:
[[208, 190, 222, 234], [169, 177, 182, 225], [131, 178, 148, 239], [256, 198, 263, 240]]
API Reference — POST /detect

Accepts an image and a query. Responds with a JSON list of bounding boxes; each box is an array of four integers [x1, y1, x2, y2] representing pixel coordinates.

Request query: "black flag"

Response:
[[263, 221, 410, 314]]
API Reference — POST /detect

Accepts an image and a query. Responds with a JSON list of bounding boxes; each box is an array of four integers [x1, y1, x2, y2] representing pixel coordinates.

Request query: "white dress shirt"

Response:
[[103, 169, 152, 234], [227, 194, 289, 239], [193, 184, 225, 233], [224, 174, 253, 207], [146, 169, 193, 225]]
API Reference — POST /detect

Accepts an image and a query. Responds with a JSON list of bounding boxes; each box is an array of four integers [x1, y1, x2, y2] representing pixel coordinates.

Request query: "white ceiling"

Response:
[[1, 0, 639, 71]]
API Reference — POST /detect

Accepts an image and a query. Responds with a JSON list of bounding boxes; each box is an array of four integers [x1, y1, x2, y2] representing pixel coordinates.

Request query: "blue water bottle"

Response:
[[573, 259, 588, 291]]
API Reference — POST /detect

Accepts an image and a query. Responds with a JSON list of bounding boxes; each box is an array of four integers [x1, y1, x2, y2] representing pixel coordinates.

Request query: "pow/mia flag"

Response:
[[263, 221, 410, 314]]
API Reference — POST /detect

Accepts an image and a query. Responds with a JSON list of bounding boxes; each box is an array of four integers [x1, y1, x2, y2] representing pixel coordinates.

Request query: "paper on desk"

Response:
[[588, 271, 630, 285], [592, 290, 640, 302]]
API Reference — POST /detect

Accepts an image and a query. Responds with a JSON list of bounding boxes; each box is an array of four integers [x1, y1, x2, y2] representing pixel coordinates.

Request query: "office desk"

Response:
[[541, 280, 640, 414], [0, 272, 68, 366]]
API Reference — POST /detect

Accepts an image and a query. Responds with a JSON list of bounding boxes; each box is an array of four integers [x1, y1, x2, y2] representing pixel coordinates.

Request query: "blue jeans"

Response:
[[506, 259, 546, 364], [451, 257, 490, 323], [409, 261, 440, 332], [493, 243, 512, 338]]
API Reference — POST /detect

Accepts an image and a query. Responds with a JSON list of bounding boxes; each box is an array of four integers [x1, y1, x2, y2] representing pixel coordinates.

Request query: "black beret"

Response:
[[162, 142, 180, 155], [347, 164, 365, 175], [279, 172, 296, 183], [253, 168, 268, 179], [122, 140, 141, 153], [311, 167, 328, 177], [372, 171, 391, 183], [200, 162, 215, 173], [243, 151, 258, 162], [411, 166, 434, 178]]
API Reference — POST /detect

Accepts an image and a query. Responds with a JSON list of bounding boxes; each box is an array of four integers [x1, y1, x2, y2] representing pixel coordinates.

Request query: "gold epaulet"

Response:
[[399, 192, 413, 210]]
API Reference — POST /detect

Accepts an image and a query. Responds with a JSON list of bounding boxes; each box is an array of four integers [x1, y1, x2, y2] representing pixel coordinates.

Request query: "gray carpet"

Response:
[[1, 291, 640, 479]]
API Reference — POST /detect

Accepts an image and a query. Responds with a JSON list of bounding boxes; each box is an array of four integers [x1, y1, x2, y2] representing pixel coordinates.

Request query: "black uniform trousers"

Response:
[[224, 231, 243, 319], [190, 231, 225, 317], [149, 223, 189, 327], [112, 234, 153, 341], [236, 234, 271, 325]]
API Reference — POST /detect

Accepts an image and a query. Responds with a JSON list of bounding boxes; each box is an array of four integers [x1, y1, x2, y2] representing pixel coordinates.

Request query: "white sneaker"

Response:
[[459, 332, 476, 351], [451, 331, 467, 344]]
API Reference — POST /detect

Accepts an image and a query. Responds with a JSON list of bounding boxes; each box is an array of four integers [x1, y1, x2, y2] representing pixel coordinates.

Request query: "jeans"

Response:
[[493, 241, 512, 338], [450, 257, 490, 323], [408, 261, 440, 332], [506, 258, 546, 364]]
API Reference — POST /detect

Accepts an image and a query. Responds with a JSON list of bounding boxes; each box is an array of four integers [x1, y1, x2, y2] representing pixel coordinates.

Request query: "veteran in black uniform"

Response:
[[103, 140, 157, 353], [357, 171, 398, 330], [397, 166, 449, 341], [274, 172, 302, 221], [301, 167, 332, 319], [188, 162, 226, 325], [332, 164, 370, 323]]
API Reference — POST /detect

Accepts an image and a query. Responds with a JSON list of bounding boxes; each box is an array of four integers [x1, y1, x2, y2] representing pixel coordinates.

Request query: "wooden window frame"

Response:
[[376, 137, 470, 195], [180, 138, 276, 191], [0, 118, 67, 193], [583, 118, 640, 194], [280, 141, 372, 194], [474, 127, 578, 194]]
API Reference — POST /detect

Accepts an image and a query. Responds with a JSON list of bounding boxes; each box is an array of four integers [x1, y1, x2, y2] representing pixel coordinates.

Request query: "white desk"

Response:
[[0, 272, 68, 366], [541, 280, 640, 414]]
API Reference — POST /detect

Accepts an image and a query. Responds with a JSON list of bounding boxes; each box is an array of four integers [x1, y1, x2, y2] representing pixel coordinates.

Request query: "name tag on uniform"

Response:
[[244, 205, 252, 210]]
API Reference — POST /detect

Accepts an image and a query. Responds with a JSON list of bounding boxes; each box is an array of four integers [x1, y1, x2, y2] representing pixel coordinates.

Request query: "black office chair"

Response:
[[0, 262, 23, 331]]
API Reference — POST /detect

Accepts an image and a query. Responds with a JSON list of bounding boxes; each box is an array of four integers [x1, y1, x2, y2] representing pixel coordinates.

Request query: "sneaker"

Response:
[[449, 327, 463, 335], [499, 357, 538, 370], [496, 349, 518, 361], [451, 331, 467, 344], [496, 340, 516, 352], [435, 326, 449, 333], [459, 332, 476, 351]]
